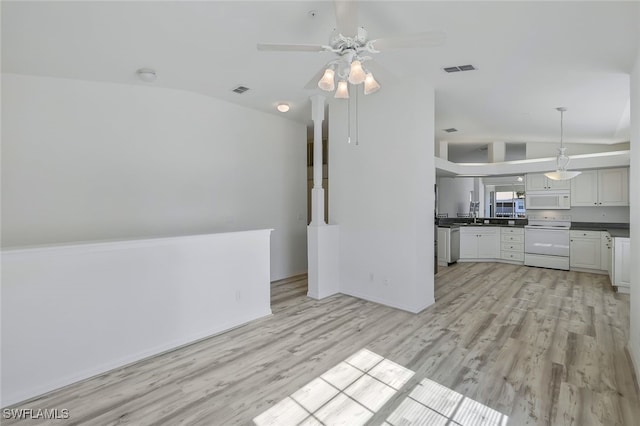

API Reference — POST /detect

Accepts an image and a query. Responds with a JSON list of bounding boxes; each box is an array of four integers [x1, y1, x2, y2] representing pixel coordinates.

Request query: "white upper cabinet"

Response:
[[597, 168, 629, 206], [570, 168, 629, 207], [525, 173, 570, 191]]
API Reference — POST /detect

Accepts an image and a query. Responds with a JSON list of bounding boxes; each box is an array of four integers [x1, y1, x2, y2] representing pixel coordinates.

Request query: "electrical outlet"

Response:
[[369, 272, 374, 282], [235, 290, 241, 301]]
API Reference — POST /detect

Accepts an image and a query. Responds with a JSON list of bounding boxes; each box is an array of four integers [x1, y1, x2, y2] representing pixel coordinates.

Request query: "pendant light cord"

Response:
[[560, 109, 564, 148]]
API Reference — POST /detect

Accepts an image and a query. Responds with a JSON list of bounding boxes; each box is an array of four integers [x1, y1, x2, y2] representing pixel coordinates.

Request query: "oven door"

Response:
[[524, 228, 570, 257]]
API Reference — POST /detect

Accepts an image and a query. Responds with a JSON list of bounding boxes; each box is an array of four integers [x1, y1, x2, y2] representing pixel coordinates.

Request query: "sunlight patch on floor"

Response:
[[253, 348, 508, 426]]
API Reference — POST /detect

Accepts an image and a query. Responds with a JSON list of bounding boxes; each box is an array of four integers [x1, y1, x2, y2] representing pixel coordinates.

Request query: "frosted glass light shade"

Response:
[[348, 60, 366, 84], [318, 68, 335, 91], [137, 68, 157, 82], [545, 170, 582, 180], [363, 72, 380, 95], [335, 80, 349, 99]]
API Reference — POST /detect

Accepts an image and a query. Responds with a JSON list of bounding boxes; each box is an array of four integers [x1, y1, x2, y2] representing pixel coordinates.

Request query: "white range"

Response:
[[524, 215, 571, 270]]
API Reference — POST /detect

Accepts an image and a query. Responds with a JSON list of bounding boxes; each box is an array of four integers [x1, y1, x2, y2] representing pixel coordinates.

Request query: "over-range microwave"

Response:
[[525, 190, 571, 210]]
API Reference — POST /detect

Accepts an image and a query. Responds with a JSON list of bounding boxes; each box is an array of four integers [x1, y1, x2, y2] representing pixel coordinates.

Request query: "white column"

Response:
[[310, 94, 326, 226], [488, 141, 506, 163], [307, 94, 339, 300], [438, 141, 449, 160]]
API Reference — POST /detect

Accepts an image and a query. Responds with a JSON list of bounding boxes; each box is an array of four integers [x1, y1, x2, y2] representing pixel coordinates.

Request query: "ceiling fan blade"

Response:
[[370, 31, 446, 49], [257, 43, 327, 52], [333, 0, 358, 36]]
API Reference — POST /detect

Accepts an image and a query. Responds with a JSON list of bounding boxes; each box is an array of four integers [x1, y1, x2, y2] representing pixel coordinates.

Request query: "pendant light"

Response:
[[544, 107, 581, 181]]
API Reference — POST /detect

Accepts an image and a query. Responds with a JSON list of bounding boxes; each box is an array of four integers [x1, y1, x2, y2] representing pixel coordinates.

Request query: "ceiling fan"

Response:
[[257, 0, 445, 98]]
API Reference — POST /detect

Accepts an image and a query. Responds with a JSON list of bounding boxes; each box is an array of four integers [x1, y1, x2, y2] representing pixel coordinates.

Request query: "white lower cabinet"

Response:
[[613, 237, 631, 293], [569, 230, 601, 270], [460, 227, 500, 259], [500, 227, 524, 263]]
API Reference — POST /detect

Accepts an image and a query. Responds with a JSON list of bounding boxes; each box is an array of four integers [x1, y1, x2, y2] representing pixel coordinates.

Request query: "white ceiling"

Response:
[[2, 1, 638, 145]]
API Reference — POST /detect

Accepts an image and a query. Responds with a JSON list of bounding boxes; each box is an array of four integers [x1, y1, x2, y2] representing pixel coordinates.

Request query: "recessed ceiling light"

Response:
[[136, 68, 156, 82], [443, 128, 458, 133], [277, 103, 290, 113]]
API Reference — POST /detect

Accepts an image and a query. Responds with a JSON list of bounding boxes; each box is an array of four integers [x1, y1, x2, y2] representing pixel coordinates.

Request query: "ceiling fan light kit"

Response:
[[335, 80, 350, 99], [363, 72, 380, 95], [544, 107, 582, 181], [318, 68, 336, 91], [257, 1, 444, 101], [347, 60, 366, 84]]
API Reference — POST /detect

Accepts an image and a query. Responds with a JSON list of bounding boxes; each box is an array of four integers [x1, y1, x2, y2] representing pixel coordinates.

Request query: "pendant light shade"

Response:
[[318, 68, 335, 92], [335, 80, 349, 99], [544, 107, 581, 181], [363, 72, 380, 95], [348, 60, 366, 84]]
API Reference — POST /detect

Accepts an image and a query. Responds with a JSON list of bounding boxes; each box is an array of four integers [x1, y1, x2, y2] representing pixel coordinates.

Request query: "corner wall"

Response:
[[629, 11, 640, 379], [328, 80, 435, 313], [1, 74, 308, 280]]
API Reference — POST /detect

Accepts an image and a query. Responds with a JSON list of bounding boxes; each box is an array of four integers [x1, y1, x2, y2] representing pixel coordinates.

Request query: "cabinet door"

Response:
[[459, 231, 477, 259], [547, 178, 570, 190], [477, 229, 500, 259], [614, 238, 631, 287], [570, 237, 601, 269], [525, 173, 549, 191], [571, 170, 599, 206], [598, 168, 629, 206], [437, 228, 448, 264]]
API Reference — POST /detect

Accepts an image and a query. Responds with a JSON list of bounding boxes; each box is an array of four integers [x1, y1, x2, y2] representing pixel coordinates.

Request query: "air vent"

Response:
[[443, 64, 476, 73], [443, 128, 458, 133], [232, 85, 250, 94]]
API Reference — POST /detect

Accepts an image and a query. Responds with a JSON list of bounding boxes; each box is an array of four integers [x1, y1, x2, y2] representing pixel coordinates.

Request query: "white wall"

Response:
[[629, 12, 640, 380], [437, 177, 474, 217], [1, 230, 272, 406], [329, 81, 435, 313], [1, 74, 307, 280], [567, 206, 630, 223], [525, 141, 629, 159]]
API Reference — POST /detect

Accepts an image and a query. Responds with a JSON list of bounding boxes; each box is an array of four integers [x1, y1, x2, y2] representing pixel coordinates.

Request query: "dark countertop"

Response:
[[438, 223, 526, 229], [570, 222, 630, 238]]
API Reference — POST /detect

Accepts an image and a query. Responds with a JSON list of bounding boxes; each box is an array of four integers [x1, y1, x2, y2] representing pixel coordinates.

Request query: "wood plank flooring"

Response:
[[4, 263, 638, 425]]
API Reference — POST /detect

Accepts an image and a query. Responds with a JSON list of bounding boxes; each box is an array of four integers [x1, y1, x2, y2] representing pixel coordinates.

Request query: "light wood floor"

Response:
[[5, 262, 639, 425]]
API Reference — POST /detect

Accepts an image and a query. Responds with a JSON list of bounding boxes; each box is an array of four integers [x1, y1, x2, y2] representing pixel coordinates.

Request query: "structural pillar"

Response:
[[438, 141, 449, 160], [307, 94, 339, 299], [310, 95, 326, 226], [488, 141, 506, 163]]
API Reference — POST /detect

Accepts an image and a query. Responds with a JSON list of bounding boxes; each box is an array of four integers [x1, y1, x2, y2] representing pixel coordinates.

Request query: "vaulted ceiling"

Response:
[[2, 1, 638, 145]]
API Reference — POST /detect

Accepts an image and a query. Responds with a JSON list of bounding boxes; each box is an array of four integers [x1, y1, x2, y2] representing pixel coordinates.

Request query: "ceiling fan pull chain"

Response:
[[347, 91, 351, 144], [355, 85, 359, 146]]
